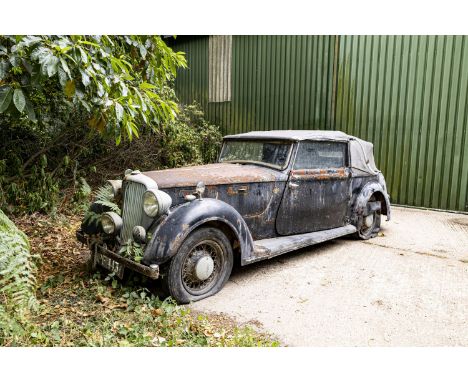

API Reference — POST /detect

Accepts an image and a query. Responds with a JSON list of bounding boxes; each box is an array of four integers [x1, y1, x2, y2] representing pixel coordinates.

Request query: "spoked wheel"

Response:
[[356, 195, 381, 240], [163, 227, 233, 303], [181, 240, 223, 295]]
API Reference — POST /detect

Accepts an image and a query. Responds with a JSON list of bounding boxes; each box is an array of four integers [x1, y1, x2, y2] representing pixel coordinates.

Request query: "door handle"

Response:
[[288, 182, 299, 189], [228, 186, 248, 195]]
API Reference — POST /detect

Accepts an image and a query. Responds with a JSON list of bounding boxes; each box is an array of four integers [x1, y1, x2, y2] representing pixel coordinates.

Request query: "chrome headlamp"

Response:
[[107, 180, 122, 198], [143, 189, 172, 217], [100, 212, 123, 234]]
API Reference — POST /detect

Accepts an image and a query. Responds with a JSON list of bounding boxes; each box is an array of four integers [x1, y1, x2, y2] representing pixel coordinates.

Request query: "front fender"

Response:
[[142, 198, 255, 266], [353, 181, 391, 224]]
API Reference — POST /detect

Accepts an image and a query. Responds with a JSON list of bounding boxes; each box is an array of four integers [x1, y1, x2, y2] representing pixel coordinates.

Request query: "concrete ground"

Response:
[[193, 206, 468, 346]]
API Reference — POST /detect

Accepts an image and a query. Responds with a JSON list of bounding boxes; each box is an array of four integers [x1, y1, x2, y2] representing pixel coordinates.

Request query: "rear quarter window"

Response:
[[293, 141, 348, 169]]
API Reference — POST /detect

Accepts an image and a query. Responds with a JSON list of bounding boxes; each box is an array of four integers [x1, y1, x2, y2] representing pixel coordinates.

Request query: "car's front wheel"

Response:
[[163, 227, 233, 304]]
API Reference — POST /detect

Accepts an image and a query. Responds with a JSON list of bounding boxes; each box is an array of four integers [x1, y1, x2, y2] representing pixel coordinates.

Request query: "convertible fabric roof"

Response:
[[223, 130, 380, 175], [223, 130, 352, 141]]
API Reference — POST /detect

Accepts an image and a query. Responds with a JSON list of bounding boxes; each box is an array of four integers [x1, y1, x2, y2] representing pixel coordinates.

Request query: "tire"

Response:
[[162, 227, 233, 304], [356, 195, 381, 240]]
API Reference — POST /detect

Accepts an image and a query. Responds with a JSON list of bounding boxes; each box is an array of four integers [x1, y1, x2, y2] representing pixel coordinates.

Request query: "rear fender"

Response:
[[142, 198, 254, 266], [353, 181, 391, 227]]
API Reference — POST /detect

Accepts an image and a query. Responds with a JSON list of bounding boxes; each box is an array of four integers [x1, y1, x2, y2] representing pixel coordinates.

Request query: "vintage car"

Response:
[[77, 130, 391, 303]]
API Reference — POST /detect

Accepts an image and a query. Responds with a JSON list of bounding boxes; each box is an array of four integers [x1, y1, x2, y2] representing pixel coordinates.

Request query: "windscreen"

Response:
[[219, 140, 292, 169]]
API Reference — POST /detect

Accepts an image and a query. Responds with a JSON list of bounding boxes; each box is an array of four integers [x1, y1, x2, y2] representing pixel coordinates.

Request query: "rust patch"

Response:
[[292, 168, 348, 180], [143, 163, 283, 188], [227, 185, 249, 195]]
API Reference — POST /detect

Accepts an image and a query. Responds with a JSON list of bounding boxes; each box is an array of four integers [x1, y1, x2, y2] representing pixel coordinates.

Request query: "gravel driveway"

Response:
[[193, 206, 468, 346]]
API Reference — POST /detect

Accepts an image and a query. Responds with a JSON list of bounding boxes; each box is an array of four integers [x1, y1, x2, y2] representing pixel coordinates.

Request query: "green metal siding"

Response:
[[171, 35, 468, 212], [173, 36, 336, 134], [335, 36, 468, 212], [172, 36, 209, 107]]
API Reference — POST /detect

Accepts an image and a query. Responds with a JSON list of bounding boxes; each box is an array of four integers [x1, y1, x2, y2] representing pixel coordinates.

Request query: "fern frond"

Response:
[[94, 185, 121, 214], [95, 199, 121, 214], [0, 210, 38, 318], [95, 185, 114, 202], [83, 210, 100, 225]]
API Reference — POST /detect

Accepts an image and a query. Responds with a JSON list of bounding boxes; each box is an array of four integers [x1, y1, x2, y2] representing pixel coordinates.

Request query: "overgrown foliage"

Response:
[[82, 184, 120, 226], [162, 103, 222, 166], [0, 35, 186, 142], [0, 101, 222, 215], [0, 209, 39, 340], [0, 35, 196, 215], [0, 35, 254, 347]]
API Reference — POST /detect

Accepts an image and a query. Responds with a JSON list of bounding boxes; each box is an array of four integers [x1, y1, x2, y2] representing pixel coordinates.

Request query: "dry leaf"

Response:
[[151, 308, 163, 317], [96, 294, 109, 304]]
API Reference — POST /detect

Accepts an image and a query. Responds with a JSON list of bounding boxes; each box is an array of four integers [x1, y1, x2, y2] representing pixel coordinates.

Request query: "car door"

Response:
[[276, 140, 351, 235]]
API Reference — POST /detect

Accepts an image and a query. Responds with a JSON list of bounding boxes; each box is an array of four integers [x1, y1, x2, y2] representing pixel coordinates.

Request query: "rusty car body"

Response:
[[77, 130, 391, 303]]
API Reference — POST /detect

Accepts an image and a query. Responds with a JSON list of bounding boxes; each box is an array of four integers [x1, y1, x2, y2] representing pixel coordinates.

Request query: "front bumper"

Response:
[[76, 231, 159, 280]]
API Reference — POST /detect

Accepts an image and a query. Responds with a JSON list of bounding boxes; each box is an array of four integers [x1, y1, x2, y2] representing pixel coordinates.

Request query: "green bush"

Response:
[[0, 102, 222, 215], [0, 34, 187, 215], [0, 35, 186, 143], [160, 102, 222, 167]]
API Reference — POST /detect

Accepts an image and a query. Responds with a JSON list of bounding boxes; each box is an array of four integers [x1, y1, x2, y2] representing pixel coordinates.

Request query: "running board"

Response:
[[245, 225, 357, 264]]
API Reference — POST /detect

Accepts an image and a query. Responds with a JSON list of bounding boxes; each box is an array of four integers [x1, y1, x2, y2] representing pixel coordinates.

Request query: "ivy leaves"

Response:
[[0, 35, 187, 144]]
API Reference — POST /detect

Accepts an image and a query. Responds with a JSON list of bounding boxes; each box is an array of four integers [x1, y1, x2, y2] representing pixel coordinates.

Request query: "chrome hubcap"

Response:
[[181, 241, 222, 294], [194, 255, 214, 281], [364, 214, 374, 228]]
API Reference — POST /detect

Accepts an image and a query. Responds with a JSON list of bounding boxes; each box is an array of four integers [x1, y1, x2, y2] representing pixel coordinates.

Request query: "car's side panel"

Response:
[[276, 168, 351, 235], [235, 181, 287, 239], [159, 179, 287, 240], [142, 198, 255, 266], [275, 140, 352, 235]]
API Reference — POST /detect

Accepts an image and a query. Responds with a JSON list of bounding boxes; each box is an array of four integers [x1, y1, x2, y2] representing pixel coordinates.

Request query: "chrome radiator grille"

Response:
[[120, 181, 146, 243]]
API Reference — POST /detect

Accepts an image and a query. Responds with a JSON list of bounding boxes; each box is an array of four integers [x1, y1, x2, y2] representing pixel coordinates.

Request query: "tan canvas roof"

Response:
[[223, 130, 380, 175], [223, 130, 352, 142]]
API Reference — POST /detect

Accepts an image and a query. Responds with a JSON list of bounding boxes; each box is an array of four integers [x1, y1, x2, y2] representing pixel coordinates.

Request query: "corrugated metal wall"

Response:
[[335, 36, 468, 212], [173, 36, 336, 134], [172, 36, 209, 107], [171, 35, 468, 212]]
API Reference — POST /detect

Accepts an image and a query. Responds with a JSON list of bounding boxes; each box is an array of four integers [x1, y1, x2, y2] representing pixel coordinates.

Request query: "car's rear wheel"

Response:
[[163, 227, 233, 304], [356, 195, 381, 240]]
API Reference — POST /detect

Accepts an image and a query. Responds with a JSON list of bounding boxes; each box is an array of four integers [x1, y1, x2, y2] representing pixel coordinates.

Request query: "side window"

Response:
[[293, 141, 347, 169]]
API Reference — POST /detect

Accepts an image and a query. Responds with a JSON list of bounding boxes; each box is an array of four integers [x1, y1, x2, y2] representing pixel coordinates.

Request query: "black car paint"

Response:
[[158, 179, 287, 241], [143, 140, 389, 266], [81, 137, 391, 271], [142, 198, 255, 267]]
